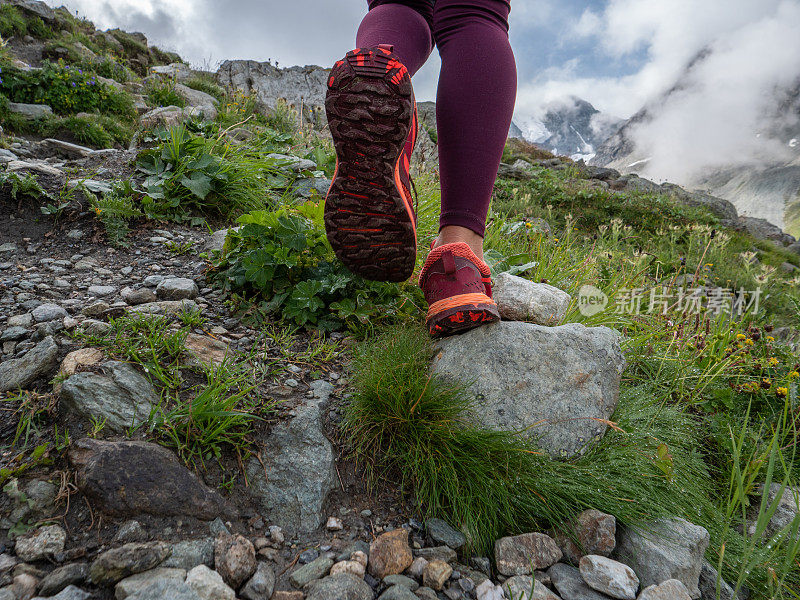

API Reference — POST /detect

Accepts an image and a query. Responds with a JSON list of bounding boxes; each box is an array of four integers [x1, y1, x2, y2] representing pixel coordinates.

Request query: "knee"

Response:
[[368, 0, 434, 24], [433, 0, 511, 39]]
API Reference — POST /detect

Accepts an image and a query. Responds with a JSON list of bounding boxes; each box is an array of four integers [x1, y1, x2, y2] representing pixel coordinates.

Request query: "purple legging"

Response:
[[356, 0, 516, 237]]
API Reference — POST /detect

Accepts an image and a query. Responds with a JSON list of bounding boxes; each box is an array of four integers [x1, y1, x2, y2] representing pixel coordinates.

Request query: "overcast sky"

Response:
[[49, 0, 800, 129]]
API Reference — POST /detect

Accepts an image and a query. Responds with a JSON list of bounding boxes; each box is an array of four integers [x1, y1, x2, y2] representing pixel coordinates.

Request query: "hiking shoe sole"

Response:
[[324, 47, 417, 283], [426, 293, 500, 337]]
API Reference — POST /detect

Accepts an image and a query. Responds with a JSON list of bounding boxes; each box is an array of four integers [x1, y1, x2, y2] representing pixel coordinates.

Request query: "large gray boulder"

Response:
[[216, 60, 327, 126], [613, 518, 710, 599], [246, 380, 335, 535], [432, 321, 626, 458], [0, 336, 58, 392], [8, 102, 53, 120], [60, 361, 157, 432], [305, 573, 373, 600]]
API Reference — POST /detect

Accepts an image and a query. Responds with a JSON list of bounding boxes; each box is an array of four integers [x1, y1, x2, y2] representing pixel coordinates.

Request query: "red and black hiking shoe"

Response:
[[419, 242, 500, 337], [324, 45, 418, 283]]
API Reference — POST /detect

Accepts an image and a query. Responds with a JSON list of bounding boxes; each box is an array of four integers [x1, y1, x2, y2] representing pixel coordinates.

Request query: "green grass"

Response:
[[0, 5, 27, 38], [146, 78, 186, 108], [344, 326, 800, 597], [185, 74, 225, 103], [0, 107, 134, 148]]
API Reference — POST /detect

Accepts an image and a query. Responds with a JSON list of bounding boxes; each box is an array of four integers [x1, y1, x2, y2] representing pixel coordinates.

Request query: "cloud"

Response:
[[619, 0, 800, 184]]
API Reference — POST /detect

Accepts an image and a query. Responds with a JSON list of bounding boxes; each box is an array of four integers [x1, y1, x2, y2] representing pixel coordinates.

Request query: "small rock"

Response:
[[115, 521, 148, 543], [14, 525, 66, 562], [422, 560, 452, 591], [31, 584, 91, 600], [414, 546, 457, 563], [156, 278, 199, 300], [122, 288, 157, 306], [115, 567, 186, 599], [125, 579, 200, 600], [60, 362, 157, 432], [186, 565, 235, 600], [369, 529, 414, 580], [495, 533, 562, 576], [380, 584, 418, 600], [37, 563, 88, 597], [13, 572, 38, 600], [637, 579, 692, 600], [548, 563, 608, 600], [698, 560, 735, 600], [89, 542, 172, 587], [327, 516, 344, 531], [385, 574, 419, 590], [87, 285, 116, 297], [305, 573, 373, 600], [502, 575, 561, 600], [240, 562, 276, 600], [493, 273, 570, 324], [163, 539, 215, 570], [475, 579, 505, 600], [289, 556, 333, 588], [409, 556, 428, 580], [579, 555, 639, 599], [557, 509, 617, 563], [330, 559, 366, 578], [426, 519, 466, 550], [614, 518, 709, 599], [272, 592, 303, 600], [32, 304, 68, 322], [0, 336, 59, 392], [214, 534, 256, 590]]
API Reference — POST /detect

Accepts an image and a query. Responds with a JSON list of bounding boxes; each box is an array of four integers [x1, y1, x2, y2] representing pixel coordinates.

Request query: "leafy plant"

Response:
[[0, 60, 135, 119], [136, 124, 280, 221], [0, 171, 49, 202], [89, 181, 142, 246], [212, 206, 421, 330]]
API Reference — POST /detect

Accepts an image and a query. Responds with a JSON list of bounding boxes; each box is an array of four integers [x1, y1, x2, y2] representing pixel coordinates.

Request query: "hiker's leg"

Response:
[[432, 0, 517, 260], [358, 1, 435, 76]]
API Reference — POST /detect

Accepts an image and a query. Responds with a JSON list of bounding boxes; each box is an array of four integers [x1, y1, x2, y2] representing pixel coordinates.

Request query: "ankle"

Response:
[[434, 226, 485, 262]]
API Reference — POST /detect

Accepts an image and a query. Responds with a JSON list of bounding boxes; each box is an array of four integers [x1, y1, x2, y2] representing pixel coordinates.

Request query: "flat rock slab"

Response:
[[432, 321, 626, 458], [246, 384, 335, 536], [0, 336, 58, 392], [68, 438, 236, 519], [613, 518, 709, 599], [60, 361, 157, 433]]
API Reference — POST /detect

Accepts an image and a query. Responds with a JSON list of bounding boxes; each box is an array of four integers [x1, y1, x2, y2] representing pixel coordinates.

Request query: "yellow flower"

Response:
[[736, 333, 746, 340], [776, 387, 788, 398], [745, 338, 754, 346], [766, 336, 775, 342], [769, 357, 779, 366], [789, 371, 799, 380]]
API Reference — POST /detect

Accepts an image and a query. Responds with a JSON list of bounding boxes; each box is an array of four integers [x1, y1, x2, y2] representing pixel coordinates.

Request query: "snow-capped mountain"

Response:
[[515, 97, 623, 161]]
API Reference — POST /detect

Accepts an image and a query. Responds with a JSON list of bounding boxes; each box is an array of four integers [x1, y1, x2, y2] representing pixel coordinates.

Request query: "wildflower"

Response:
[[736, 333, 747, 340], [762, 378, 771, 388], [776, 387, 788, 398], [745, 338, 754, 346], [768, 357, 779, 366], [789, 371, 799, 380]]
